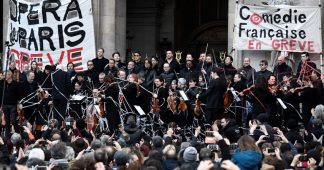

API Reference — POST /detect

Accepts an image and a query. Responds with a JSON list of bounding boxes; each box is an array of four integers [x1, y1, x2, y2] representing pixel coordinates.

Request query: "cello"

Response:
[[223, 78, 233, 108]]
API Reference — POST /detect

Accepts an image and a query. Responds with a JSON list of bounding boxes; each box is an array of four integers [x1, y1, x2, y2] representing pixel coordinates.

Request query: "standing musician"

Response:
[[197, 67, 227, 124], [152, 76, 168, 122], [102, 74, 121, 133], [267, 75, 282, 127], [51, 64, 72, 126], [18, 71, 39, 125], [122, 74, 140, 112]]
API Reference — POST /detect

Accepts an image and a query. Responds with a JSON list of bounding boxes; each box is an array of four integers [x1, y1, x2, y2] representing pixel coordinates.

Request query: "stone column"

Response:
[[93, 0, 126, 61], [2, 0, 9, 56]]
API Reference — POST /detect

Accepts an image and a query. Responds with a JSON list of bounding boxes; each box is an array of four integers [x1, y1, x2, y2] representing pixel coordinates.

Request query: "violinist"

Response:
[[242, 77, 273, 125], [95, 72, 108, 92], [267, 75, 278, 95], [123, 74, 140, 112], [231, 73, 245, 126], [51, 64, 72, 127], [72, 72, 91, 96], [153, 76, 168, 122], [197, 67, 227, 124], [102, 74, 121, 133], [18, 71, 39, 125], [299, 76, 321, 127], [267, 75, 282, 126]]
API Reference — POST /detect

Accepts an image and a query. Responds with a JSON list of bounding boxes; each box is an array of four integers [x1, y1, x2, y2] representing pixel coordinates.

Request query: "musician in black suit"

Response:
[[51, 64, 72, 125], [19, 71, 39, 125], [197, 67, 227, 124]]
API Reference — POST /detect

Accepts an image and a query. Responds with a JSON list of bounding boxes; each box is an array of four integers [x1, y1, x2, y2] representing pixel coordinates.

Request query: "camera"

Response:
[[207, 144, 219, 152], [267, 148, 275, 154]]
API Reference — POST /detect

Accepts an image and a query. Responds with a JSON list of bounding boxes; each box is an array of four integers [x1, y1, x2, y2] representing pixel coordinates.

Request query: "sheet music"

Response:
[[230, 88, 241, 102], [179, 90, 189, 101], [277, 98, 287, 109], [134, 105, 146, 116], [71, 94, 86, 101]]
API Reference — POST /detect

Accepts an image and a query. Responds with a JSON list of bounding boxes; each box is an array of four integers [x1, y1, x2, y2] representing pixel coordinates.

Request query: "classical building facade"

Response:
[[1, 0, 324, 69]]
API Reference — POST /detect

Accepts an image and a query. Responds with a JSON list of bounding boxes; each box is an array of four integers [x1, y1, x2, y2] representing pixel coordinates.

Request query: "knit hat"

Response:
[[28, 148, 45, 161], [183, 146, 197, 162], [114, 150, 131, 166]]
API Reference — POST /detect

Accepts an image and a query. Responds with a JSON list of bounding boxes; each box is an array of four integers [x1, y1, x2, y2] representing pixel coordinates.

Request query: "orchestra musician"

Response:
[[122, 74, 140, 112], [197, 67, 227, 124], [51, 64, 72, 126], [101, 74, 121, 133], [152, 76, 168, 122], [18, 71, 39, 125]]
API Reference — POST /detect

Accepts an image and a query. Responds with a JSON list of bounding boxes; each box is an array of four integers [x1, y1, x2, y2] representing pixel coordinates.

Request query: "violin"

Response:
[[178, 98, 187, 112], [194, 99, 202, 116], [167, 90, 177, 113], [239, 85, 255, 96], [268, 85, 278, 95], [224, 81, 233, 107], [17, 106, 24, 125], [151, 98, 161, 113]]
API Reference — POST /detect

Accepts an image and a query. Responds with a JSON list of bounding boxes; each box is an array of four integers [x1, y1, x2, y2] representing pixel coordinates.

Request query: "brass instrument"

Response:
[[175, 51, 182, 63]]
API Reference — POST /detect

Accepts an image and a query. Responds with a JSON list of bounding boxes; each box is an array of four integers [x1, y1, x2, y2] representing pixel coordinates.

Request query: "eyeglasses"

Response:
[[88, 64, 93, 66]]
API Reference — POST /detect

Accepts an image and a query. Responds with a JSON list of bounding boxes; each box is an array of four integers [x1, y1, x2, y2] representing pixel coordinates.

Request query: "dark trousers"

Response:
[[206, 108, 224, 124], [53, 99, 67, 126], [24, 106, 37, 125], [2, 105, 17, 137]]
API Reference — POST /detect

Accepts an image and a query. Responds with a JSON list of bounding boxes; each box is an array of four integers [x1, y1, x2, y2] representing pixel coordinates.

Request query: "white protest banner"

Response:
[[5, 0, 95, 71], [234, 4, 322, 53]]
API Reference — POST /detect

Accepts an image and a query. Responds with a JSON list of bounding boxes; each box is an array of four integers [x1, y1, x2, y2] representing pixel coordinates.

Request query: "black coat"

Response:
[[19, 80, 39, 104], [256, 70, 273, 80], [51, 69, 72, 100], [237, 66, 256, 87], [92, 57, 109, 73], [142, 68, 156, 89], [104, 83, 121, 131], [160, 71, 176, 86], [198, 78, 227, 108], [223, 64, 237, 77], [296, 59, 317, 77], [0, 80, 20, 105], [273, 63, 293, 82], [180, 67, 198, 82]]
